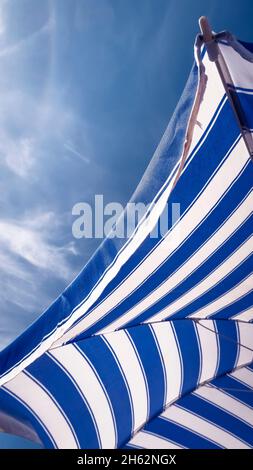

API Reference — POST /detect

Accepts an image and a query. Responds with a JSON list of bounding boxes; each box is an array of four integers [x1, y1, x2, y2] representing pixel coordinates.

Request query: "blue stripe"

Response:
[[238, 41, 253, 54], [76, 335, 133, 447], [128, 214, 252, 324], [144, 415, 221, 449], [127, 324, 165, 419], [69, 98, 240, 337], [172, 321, 200, 395], [0, 64, 199, 379], [211, 375, 253, 408], [26, 353, 99, 448], [124, 362, 253, 449], [72, 161, 253, 342], [228, 85, 253, 93], [216, 321, 239, 376], [163, 220, 252, 319], [168, 254, 253, 320], [0, 387, 54, 448], [212, 290, 253, 320], [74, 95, 228, 314], [179, 393, 253, 446], [228, 89, 253, 130]]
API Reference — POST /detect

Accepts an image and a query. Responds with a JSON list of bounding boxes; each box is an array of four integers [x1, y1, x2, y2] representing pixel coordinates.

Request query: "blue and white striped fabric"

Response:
[[0, 32, 252, 449], [125, 362, 253, 449]]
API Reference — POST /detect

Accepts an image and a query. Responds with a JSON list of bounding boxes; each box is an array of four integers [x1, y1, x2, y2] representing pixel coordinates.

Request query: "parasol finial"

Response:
[[199, 16, 213, 42]]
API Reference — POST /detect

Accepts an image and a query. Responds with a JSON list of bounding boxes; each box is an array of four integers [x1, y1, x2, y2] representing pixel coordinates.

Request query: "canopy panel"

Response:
[[0, 30, 252, 448], [126, 362, 253, 449]]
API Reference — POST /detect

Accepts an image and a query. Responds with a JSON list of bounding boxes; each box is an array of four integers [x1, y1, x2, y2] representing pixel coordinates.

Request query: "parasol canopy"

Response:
[[0, 19, 252, 449]]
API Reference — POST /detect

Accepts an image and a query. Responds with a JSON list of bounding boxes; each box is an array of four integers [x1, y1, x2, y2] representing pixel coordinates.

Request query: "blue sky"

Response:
[[0, 0, 253, 449]]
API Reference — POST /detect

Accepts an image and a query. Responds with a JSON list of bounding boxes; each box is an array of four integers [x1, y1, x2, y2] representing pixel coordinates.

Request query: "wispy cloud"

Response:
[[0, 210, 79, 349], [0, 213, 74, 280], [0, 0, 7, 36], [64, 141, 90, 164], [0, 135, 35, 178], [0, 86, 92, 180], [0, 15, 54, 58], [0, 245, 51, 349], [0, 249, 40, 309]]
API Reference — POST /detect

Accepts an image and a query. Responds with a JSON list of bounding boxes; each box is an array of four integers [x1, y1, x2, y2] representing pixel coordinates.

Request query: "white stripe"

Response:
[[104, 330, 148, 433], [0, 151, 180, 386], [4, 371, 77, 449], [59, 138, 249, 343], [232, 306, 253, 322], [195, 385, 253, 426], [236, 322, 253, 367], [162, 404, 249, 449], [151, 322, 181, 406], [100, 195, 253, 332], [50, 345, 116, 449], [230, 367, 253, 389], [0, 48, 249, 388], [187, 52, 225, 156], [219, 42, 253, 90], [0, 69, 233, 386], [236, 89, 253, 95], [195, 321, 219, 383], [129, 430, 184, 449], [51, 174, 180, 345], [149, 237, 252, 322], [190, 274, 253, 320]]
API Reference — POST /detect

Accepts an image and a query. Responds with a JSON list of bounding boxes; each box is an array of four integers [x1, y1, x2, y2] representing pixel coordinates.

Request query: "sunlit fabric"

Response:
[[0, 32, 252, 449]]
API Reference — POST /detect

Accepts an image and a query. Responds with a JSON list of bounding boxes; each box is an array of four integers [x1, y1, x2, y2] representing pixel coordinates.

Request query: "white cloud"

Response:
[[0, 3, 95, 349], [0, 250, 39, 308], [64, 141, 90, 164], [0, 15, 54, 58], [0, 210, 79, 349], [0, 247, 51, 349], [0, 0, 7, 36], [0, 87, 91, 179], [0, 135, 35, 178], [0, 213, 75, 280]]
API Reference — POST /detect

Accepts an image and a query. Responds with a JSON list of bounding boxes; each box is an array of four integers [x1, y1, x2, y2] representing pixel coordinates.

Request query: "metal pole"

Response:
[[198, 16, 253, 160]]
